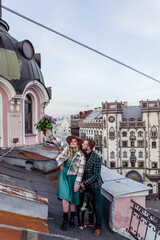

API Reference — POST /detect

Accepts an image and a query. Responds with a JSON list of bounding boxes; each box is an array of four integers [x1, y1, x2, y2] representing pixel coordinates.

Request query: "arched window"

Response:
[[151, 126, 157, 138], [103, 118, 106, 127], [130, 131, 135, 136], [109, 127, 115, 140], [123, 151, 127, 158], [130, 131, 136, 140], [104, 136, 107, 147], [147, 184, 153, 194], [131, 151, 135, 157], [25, 94, 32, 133], [122, 131, 127, 137], [139, 151, 143, 158], [138, 131, 143, 137], [110, 151, 115, 158], [130, 118, 135, 121]]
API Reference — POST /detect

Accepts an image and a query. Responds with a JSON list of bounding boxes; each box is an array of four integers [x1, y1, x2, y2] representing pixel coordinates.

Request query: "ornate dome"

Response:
[[0, 19, 51, 98]]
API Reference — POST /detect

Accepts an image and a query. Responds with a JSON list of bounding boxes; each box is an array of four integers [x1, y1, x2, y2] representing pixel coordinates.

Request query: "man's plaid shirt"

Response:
[[83, 150, 103, 189], [47, 133, 86, 189]]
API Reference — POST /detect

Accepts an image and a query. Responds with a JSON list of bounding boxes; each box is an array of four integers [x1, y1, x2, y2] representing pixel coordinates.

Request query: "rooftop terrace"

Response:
[[0, 161, 129, 240]]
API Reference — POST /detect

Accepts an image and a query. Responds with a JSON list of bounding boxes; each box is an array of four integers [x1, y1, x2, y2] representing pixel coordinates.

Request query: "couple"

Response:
[[48, 134, 103, 237]]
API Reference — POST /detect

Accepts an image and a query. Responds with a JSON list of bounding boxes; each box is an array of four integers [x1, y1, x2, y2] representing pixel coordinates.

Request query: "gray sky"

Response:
[[2, 0, 160, 117]]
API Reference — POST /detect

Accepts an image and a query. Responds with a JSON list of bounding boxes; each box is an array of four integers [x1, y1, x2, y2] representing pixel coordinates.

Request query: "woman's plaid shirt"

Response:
[[47, 134, 86, 189]]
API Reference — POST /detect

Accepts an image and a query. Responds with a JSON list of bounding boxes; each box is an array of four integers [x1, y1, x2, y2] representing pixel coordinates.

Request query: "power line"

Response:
[[2, 5, 160, 84]]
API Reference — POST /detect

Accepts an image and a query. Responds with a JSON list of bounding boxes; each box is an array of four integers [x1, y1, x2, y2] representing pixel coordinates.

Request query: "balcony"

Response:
[[130, 156, 136, 161], [79, 121, 102, 128], [120, 121, 145, 129], [130, 135, 136, 140]]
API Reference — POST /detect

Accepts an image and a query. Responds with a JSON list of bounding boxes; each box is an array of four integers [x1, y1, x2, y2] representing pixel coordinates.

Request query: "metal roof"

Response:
[[122, 106, 142, 119], [19, 144, 60, 161], [101, 166, 151, 199], [84, 110, 102, 121], [0, 19, 51, 98]]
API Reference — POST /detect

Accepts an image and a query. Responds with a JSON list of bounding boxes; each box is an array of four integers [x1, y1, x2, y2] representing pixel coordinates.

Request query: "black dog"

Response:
[[76, 188, 93, 229]]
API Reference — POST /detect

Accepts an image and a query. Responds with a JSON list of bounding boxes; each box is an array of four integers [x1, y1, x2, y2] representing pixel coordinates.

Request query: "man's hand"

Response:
[[74, 188, 79, 192], [60, 164, 64, 171], [80, 182, 85, 188]]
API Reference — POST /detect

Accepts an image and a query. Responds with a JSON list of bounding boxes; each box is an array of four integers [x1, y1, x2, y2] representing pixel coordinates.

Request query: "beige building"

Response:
[[52, 117, 71, 143], [102, 100, 160, 194], [79, 108, 102, 155], [77, 100, 160, 194]]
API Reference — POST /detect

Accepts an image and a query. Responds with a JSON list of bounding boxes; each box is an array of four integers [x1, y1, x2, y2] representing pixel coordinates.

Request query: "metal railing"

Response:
[[127, 200, 160, 240]]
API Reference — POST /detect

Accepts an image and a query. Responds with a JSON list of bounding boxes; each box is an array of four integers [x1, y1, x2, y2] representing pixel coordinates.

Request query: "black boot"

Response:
[[69, 212, 75, 228], [61, 212, 68, 231]]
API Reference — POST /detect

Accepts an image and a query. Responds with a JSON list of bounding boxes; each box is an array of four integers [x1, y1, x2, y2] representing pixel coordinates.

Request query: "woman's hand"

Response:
[[74, 188, 79, 192], [80, 182, 85, 188], [60, 164, 64, 171]]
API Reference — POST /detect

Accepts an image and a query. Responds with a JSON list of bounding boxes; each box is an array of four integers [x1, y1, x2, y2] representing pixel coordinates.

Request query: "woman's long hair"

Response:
[[68, 140, 82, 162]]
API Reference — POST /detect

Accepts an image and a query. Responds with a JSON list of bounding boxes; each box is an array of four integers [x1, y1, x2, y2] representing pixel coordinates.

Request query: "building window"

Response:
[[131, 141, 135, 147], [152, 141, 157, 148], [122, 131, 127, 137], [110, 151, 115, 158], [109, 127, 115, 140], [138, 131, 143, 137], [151, 126, 157, 138], [25, 94, 32, 133], [147, 184, 153, 194], [137, 140, 143, 147], [122, 141, 128, 147], [152, 162, 157, 168], [104, 137, 107, 147], [131, 151, 135, 157], [130, 131, 135, 136], [103, 118, 106, 127], [123, 151, 127, 158], [110, 162, 116, 168], [109, 116, 115, 123], [139, 151, 143, 158], [123, 161, 128, 167], [138, 161, 144, 168], [131, 162, 135, 167], [130, 118, 135, 121]]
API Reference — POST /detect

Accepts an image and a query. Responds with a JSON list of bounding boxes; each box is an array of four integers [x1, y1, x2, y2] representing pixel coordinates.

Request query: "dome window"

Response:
[[17, 40, 35, 59]]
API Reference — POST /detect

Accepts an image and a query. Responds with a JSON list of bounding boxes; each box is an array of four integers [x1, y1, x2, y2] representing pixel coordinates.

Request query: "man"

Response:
[[81, 139, 103, 237]]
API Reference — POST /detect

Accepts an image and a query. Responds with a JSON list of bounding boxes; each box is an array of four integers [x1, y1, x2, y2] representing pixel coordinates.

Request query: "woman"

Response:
[[47, 133, 86, 231]]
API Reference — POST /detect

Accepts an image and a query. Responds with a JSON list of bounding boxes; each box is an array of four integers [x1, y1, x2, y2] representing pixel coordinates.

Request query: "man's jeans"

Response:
[[87, 186, 102, 229]]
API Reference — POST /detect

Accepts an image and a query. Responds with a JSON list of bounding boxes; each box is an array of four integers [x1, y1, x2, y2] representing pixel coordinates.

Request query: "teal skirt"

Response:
[[56, 160, 80, 205]]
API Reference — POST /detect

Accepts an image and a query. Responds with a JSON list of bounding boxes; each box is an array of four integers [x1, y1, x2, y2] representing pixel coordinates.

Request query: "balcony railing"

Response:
[[130, 156, 136, 161], [79, 121, 102, 128], [130, 135, 136, 140], [120, 121, 145, 129], [127, 200, 160, 240]]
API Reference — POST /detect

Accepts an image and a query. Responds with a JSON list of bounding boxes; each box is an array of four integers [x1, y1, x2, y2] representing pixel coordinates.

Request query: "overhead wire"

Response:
[[2, 5, 160, 84]]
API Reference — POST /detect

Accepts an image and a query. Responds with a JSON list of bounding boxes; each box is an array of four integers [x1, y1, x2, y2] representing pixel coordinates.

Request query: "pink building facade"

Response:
[[0, 18, 51, 148]]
